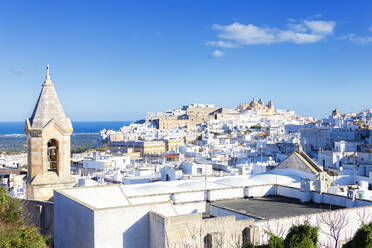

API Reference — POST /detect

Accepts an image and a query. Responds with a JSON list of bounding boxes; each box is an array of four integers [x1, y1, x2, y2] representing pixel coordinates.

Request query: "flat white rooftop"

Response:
[[57, 169, 305, 210]]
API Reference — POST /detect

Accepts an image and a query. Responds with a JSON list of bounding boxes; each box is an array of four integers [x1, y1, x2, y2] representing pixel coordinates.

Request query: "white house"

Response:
[[181, 161, 213, 176], [160, 166, 183, 181], [83, 152, 131, 171]]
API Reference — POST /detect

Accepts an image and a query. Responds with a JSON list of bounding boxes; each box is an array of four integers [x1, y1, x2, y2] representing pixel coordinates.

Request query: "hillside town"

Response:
[[2, 0, 372, 247], [2, 68, 372, 247]]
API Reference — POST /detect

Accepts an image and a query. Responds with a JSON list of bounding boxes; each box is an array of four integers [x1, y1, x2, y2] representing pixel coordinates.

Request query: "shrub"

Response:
[[250, 125, 261, 130], [242, 242, 270, 248], [269, 235, 284, 248], [284, 224, 318, 248], [0, 187, 22, 225], [343, 223, 372, 248], [244, 130, 252, 135], [242, 234, 283, 248], [0, 226, 46, 248], [0, 186, 46, 248]]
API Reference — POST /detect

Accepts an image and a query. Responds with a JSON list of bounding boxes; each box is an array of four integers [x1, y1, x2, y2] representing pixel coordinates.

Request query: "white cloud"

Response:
[[286, 23, 307, 32], [206, 41, 238, 48], [341, 34, 372, 44], [340, 26, 372, 45], [208, 19, 336, 47], [211, 50, 224, 58], [304, 20, 335, 34]]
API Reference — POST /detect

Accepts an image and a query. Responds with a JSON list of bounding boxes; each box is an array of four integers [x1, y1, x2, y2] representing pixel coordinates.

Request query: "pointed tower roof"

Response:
[[258, 98, 264, 105], [29, 65, 72, 131], [250, 97, 258, 106], [332, 108, 341, 118]]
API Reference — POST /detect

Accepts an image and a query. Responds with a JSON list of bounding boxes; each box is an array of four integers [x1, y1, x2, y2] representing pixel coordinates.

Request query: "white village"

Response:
[[2, 66, 372, 247]]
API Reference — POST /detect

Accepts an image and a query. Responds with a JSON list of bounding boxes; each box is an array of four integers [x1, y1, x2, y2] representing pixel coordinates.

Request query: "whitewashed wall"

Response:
[[54, 191, 95, 248], [94, 202, 177, 248]]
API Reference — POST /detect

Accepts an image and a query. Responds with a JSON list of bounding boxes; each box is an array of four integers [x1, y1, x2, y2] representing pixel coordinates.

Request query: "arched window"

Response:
[[242, 227, 250, 246], [204, 234, 212, 248], [47, 139, 58, 173]]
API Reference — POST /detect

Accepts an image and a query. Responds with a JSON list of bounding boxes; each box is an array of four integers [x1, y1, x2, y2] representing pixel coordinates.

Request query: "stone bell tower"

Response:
[[25, 65, 75, 201]]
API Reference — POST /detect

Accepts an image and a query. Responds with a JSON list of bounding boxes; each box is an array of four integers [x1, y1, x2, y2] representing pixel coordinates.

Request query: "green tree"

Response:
[[75, 146, 86, 153], [268, 235, 284, 248], [244, 223, 318, 248], [343, 223, 372, 248], [250, 125, 261, 130], [244, 129, 252, 135], [0, 227, 46, 248], [284, 224, 318, 248], [0, 187, 22, 225], [242, 234, 283, 248], [96, 147, 108, 152], [0, 187, 46, 248]]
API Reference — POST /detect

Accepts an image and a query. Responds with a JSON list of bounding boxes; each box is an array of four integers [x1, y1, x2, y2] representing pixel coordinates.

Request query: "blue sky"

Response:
[[0, 0, 371, 121]]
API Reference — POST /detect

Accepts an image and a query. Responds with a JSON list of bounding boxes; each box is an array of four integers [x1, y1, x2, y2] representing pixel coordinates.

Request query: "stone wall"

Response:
[[21, 199, 54, 237], [161, 212, 258, 248]]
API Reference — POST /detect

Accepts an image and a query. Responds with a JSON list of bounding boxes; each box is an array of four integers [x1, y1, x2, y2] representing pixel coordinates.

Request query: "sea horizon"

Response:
[[0, 121, 131, 135]]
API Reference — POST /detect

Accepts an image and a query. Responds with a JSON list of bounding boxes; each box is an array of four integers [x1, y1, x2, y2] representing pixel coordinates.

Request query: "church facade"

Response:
[[237, 98, 275, 115]]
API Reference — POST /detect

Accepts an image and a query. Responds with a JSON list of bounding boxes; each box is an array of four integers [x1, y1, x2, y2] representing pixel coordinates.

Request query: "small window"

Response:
[[197, 168, 203, 174]]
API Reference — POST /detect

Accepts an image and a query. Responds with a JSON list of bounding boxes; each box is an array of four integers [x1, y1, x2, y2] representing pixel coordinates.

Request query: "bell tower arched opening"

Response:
[[47, 139, 58, 173]]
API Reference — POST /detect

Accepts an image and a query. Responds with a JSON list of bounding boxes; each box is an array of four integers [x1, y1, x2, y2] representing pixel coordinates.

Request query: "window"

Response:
[[197, 168, 203, 174], [242, 228, 250, 246], [204, 234, 212, 248]]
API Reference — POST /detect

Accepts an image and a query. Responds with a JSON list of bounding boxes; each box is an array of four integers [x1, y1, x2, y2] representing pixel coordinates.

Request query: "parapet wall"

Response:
[[275, 184, 372, 208], [126, 184, 275, 206]]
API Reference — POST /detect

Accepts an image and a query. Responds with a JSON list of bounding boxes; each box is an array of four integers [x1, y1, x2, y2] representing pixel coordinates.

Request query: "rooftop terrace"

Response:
[[211, 196, 344, 220]]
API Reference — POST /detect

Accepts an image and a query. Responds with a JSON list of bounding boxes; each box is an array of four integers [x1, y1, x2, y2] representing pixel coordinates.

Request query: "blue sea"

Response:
[[0, 121, 131, 135]]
